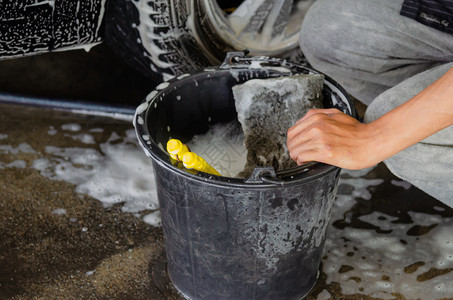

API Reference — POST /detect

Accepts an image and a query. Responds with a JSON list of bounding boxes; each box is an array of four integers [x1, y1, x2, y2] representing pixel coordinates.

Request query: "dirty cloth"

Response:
[[232, 74, 324, 178], [299, 0, 453, 204]]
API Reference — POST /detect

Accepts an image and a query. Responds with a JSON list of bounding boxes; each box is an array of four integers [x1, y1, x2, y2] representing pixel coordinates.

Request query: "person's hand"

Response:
[[287, 108, 381, 170], [288, 67, 453, 170]]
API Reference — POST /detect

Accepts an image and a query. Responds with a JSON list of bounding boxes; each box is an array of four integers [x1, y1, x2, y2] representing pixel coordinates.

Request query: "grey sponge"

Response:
[[232, 74, 324, 178]]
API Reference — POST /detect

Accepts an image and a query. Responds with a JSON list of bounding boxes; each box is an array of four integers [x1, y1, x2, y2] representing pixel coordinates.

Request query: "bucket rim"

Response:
[[133, 52, 356, 186], [141, 148, 340, 188]]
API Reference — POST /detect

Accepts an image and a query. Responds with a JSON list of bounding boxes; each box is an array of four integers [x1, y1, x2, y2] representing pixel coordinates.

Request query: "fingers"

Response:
[[286, 108, 372, 169], [294, 108, 343, 125], [290, 144, 319, 165], [289, 108, 342, 138], [287, 108, 348, 166], [288, 136, 333, 165]]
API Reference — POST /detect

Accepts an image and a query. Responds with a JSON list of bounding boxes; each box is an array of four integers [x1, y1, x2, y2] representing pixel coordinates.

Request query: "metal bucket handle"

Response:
[[219, 50, 287, 70]]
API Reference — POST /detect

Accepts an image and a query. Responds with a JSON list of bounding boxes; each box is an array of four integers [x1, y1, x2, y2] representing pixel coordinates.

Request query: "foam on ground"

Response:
[[1, 124, 453, 296], [0, 124, 160, 227]]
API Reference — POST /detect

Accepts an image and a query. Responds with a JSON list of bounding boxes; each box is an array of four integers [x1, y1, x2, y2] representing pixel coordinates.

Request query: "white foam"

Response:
[[0, 143, 36, 154], [146, 90, 158, 102], [136, 102, 149, 115], [338, 177, 384, 200], [89, 128, 103, 133], [52, 208, 67, 215], [186, 121, 247, 178], [5, 160, 26, 168], [143, 210, 161, 227], [177, 74, 190, 80], [155, 82, 170, 90], [48, 126, 57, 135], [64, 133, 96, 144], [61, 123, 82, 131], [224, 0, 309, 52], [28, 127, 159, 226], [391, 179, 412, 190], [317, 289, 331, 300], [321, 168, 453, 299]]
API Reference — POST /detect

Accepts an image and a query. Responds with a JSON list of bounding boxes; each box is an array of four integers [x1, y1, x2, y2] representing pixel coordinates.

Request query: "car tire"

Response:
[[104, 0, 312, 82]]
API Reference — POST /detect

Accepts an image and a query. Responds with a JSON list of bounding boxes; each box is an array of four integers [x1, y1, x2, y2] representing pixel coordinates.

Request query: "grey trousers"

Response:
[[299, 0, 453, 204]]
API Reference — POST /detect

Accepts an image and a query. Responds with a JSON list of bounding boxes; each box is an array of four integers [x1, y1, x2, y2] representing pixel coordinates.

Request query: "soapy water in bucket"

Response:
[[186, 120, 247, 178]]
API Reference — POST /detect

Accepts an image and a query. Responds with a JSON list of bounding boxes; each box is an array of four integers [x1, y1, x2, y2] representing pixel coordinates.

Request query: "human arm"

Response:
[[286, 67, 453, 170]]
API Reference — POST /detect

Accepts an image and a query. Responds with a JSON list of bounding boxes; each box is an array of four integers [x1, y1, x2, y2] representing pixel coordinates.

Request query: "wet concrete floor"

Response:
[[1, 45, 452, 299]]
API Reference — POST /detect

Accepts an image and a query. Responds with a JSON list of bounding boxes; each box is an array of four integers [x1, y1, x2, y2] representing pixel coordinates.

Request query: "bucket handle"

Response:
[[245, 167, 285, 185], [219, 51, 285, 70]]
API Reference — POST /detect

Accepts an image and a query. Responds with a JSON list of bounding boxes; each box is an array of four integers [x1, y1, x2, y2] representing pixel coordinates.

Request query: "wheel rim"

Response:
[[202, 0, 314, 56]]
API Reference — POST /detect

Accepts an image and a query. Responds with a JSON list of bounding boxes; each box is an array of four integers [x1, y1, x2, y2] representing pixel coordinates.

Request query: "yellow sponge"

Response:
[[181, 152, 221, 176], [166, 139, 189, 161]]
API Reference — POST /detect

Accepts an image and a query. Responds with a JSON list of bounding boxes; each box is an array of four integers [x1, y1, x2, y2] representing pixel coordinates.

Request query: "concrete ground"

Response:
[[0, 45, 452, 299]]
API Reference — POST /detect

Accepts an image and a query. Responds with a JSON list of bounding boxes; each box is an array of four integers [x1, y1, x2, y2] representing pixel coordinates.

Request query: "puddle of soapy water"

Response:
[[2, 119, 453, 298], [321, 167, 453, 299], [0, 123, 160, 227]]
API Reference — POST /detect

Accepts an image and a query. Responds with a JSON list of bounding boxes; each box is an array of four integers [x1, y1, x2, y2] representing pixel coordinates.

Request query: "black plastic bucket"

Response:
[[134, 52, 356, 300]]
